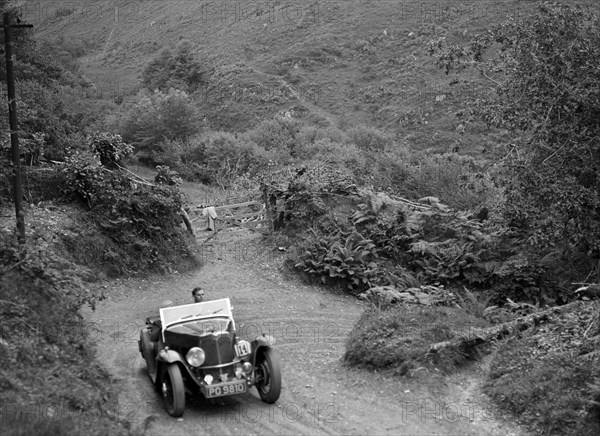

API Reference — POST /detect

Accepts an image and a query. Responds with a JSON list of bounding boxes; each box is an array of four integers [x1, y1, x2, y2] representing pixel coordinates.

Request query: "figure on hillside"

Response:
[[202, 206, 218, 231]]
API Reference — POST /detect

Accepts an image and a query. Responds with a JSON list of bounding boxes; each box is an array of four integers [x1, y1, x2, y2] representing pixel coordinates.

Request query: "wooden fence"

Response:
[[190, 199, 273, 234]]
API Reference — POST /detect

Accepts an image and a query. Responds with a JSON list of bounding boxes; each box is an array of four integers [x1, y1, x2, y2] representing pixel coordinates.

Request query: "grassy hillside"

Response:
[[25, 0, 596, 156]]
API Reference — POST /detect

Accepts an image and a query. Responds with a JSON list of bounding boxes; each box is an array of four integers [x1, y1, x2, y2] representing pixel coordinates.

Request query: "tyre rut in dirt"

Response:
[[161, 363, 186, 417], [255, 349, 282, 403]]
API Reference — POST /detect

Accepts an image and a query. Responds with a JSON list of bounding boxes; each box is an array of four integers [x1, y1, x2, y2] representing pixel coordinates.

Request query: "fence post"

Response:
[[261, 185, 275, 233]]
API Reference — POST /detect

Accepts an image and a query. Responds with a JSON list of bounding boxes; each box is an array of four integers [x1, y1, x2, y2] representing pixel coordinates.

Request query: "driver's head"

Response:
[[192, 287, 204, 303]]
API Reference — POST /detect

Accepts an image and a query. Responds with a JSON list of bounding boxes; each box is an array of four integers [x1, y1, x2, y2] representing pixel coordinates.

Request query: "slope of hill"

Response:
[[23, 0, 598, 155]]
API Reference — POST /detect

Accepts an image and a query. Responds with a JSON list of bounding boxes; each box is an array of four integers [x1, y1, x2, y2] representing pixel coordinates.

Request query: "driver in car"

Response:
[[148, 287, 205, 341], [192, 287, 205, 303]]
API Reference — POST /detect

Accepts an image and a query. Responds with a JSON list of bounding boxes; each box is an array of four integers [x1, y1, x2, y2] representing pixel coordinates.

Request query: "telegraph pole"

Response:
[[2, 12, 32, 243]]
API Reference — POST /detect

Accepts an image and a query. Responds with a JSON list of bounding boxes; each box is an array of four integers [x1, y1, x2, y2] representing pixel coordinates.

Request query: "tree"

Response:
[[119, 88, 200, 153], [428, 2, 600, 259], [141, 40, 206, 93]]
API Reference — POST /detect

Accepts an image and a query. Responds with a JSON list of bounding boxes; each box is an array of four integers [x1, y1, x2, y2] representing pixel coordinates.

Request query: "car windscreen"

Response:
[[165, 316, 231, 336], [160, 298, 232, 328]]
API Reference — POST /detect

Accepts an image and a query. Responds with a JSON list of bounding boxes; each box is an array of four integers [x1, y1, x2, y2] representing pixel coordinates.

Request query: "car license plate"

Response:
[[205, 380, 247, 398]]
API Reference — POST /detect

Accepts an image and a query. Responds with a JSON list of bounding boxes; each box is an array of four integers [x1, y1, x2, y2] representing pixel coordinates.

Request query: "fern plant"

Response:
[[295, 228, 382, 292]]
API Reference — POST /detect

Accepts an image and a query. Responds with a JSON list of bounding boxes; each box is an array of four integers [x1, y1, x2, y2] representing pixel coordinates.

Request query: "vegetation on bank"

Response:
[[484, 301, 600, 436], [0, 2, 198, 433], [261, 4, 599, 434], [0, 135, 199, 434], [0, 232, 127, 436]]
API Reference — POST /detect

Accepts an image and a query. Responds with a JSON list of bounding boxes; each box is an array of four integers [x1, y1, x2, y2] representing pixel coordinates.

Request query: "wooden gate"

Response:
[[190, 200, 273, 234]]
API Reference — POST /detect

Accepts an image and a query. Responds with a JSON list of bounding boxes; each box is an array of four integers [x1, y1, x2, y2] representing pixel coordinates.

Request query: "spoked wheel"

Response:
[[255, 349, 281, 403], [161, 363, 186, 417]]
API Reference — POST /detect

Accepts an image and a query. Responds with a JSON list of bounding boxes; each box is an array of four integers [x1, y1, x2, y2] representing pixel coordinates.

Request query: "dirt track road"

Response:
[[87, 230, 527, 436]]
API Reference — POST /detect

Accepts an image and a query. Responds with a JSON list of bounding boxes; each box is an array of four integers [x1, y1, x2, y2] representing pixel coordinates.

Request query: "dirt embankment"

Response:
[[87, 229, 527, 436]]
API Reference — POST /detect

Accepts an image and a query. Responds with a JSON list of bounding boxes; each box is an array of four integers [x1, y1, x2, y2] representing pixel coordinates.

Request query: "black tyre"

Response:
[[139, 329, 153, 360], [255, 349, 281, 403], [161, 363, 186, 417], [140, 329, 158, 377]]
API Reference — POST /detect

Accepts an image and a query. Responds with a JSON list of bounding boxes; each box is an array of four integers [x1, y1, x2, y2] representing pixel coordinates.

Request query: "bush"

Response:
[[9, 80, 72, 161], [344, 305, 489, 373], [21, 167, 67, 202], [142, 40, 206, 93], [297, 125, 347, 146], [400, 153, 498, 211], [119, 88, 200, 153], [279, 172, 559, 304], [245, 117, 302, 152], [62, 153, 132, 208], [60, 154, 197, 275], [88, 132, 133, 169], [346, 126, 392, 152], [294, 227, 382, 293], [295, 138, 364, 169], [147, 138, 186, 168], [183, 131, 269, 188], [155, 165, 182, 186]]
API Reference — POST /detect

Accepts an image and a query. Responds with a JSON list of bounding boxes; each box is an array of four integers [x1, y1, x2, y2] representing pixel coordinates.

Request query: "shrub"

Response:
[[142, 40, 206, 93], [297, 125, 347, 146], [119, 88, 200, 152], [21, 166, 66, 202], [401, 153, 498, 211], [155, 165, 182, 186], [297, 138, 364, 167], [88, 131, 133, 169], [187, 131, 269, 188], [344, 305, 490, 373], [294, 228, 382, 293], [245, 117, 302, 152], [149, 138, 186, 167], [10, 80, 72, 161], [346, 126, 392, 152], [60, 153, 196, 275]]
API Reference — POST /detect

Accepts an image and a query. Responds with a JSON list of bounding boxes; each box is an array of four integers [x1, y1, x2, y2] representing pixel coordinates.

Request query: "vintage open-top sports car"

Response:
[[138, 298, 281, 417]]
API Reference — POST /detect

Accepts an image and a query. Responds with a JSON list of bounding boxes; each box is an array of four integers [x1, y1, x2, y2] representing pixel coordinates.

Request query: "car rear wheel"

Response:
[[255, 349, 281, 403], [161, 363, 185, 417], [139, 329, 153, 360]]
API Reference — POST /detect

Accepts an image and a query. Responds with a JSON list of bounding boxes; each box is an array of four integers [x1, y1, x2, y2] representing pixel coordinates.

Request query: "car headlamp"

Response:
[[186, 347, 206, 367], [242, 362, 253, 374]]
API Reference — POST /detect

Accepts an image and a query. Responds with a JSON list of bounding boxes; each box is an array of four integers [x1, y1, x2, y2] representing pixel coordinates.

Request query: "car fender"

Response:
[[155, 350, 202, 386], [158, 349, 184, 364], [251, 335, 275, 366]]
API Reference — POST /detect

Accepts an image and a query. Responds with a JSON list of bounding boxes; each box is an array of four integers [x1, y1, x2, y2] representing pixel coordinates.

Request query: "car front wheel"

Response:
[[161, 363, 185, 417], [255, 349, 281, 403]]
